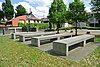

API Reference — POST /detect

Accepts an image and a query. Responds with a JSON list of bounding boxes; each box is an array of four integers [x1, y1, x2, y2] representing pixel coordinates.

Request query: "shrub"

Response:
[[22, 26, 28, 32], [18, 22, 24, 27], [59, 27, 73, 31], [28, 23, 49, 29]]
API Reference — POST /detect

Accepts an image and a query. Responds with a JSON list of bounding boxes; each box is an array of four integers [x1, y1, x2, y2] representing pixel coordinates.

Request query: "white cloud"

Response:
[[0, 2, 2, 10], [13, 2, 50, 18], [85, 7, 91, 12], [35, 6, 49, 18], [81, 0, 91, 3], [14, 2, 36, 13], [24, 0, 68, 18], [25, 0, 68, 7], [25, 0, 52, 7], [80, 0, 92, 12], [13, 0, 91, 18]]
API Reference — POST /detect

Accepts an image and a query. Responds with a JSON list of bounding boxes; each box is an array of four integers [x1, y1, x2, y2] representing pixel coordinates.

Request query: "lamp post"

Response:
[[26, 14, 31, 32], [93, 13, 95, 27], [92, 11, 100, 27]]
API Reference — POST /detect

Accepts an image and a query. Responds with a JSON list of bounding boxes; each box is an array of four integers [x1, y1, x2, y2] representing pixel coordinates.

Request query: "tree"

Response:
[[48, 0, 66, 33], [2, 0, 14, 20], [68, 0, 86, 35], [91, 0, 100, 23], [0, 10, 4, 22], [15, 4, 27, 17]]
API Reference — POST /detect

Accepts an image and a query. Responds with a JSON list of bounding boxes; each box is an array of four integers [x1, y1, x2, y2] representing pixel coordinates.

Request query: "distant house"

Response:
[[88, 13, 100, 27], [41, 18, 49, 23], [62, 23, 72, 27], [6, 14, 41, 26]]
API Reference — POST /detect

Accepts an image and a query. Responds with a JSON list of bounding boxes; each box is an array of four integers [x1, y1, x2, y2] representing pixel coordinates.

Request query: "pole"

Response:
[[75, 20, 78, 36], [3, 28, 5, 35], [93, 13, 95, 27], [29, 19, 30, 31]]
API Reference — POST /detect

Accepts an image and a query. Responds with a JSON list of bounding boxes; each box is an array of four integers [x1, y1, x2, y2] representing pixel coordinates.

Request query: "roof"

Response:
[[41, 18, 49, 21], [7, 14, 40, 22]]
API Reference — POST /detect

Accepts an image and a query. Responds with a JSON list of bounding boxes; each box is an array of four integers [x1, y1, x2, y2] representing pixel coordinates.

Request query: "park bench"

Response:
[[19, 32, 56, 42], [53, 34, 95, 56], [87, 30, 100, 35], [31, 33, 72, 47], [11, 32, 41, 39]]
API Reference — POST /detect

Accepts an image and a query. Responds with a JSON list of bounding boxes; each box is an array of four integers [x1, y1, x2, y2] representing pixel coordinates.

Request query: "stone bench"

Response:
[[31, 33, 72, 47], [53, 34, 95, 56], [19, 32, 56, 42], [11, 32, 41, 39]]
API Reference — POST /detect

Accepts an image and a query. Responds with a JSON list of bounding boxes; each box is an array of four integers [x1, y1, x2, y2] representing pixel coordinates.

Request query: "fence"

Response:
[[0, 27, 22, 35]]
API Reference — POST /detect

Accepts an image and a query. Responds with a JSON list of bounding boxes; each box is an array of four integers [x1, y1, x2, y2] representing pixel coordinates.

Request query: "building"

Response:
[[6, 14, 41, 26], [41, 18, 49, 23]]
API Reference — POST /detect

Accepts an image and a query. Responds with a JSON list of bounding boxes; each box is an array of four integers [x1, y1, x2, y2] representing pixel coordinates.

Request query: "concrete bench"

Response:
[[19, 32, 56, 42], [53, 34, 95, 56], [11, 32, 41, 39], [31, 33, 72, 47]]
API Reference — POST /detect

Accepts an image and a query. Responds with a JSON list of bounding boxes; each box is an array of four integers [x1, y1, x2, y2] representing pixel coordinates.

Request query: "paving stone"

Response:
[[22, 40, 100, 61]]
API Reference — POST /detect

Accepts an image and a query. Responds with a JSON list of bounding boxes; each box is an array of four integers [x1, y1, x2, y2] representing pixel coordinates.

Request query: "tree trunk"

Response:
[[28, 19, 30, 32], [75, 20, 78, 36], [56, 23, 60, 34], [49, 22, 52, 30]]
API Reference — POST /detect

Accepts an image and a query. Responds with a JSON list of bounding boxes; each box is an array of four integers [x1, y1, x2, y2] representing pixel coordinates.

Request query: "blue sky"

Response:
[[0, 0, 92, 18]]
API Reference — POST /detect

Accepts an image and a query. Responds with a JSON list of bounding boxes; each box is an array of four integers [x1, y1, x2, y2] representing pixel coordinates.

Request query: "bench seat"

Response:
[[11, 32, 41, 39], [31, 33, 72, 47], [53, 34, 95, 56], [19, 32, 56, 42]]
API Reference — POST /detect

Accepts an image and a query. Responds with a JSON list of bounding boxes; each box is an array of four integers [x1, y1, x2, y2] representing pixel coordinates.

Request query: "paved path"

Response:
[[20, 40, 100, 61]]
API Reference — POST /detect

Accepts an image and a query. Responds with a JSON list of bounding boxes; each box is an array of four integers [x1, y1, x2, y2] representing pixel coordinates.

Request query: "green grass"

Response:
[[0, 36, 100, 67]]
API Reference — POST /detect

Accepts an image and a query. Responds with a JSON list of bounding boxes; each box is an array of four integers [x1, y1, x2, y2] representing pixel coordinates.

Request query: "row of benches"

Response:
[[11, 32, 56, 41], [11, 32, 95, 56]]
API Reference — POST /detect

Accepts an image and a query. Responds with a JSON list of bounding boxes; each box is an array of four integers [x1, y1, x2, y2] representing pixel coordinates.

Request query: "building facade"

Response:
[[6, 14, 41, 26]]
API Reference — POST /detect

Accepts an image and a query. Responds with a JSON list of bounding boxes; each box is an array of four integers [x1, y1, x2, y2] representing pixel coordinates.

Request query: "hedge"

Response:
[[19, 23, 49, 29], [59, 26, 100, 30]]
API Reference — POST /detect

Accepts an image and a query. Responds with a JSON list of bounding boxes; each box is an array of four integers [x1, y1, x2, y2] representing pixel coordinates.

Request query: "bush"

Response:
[[59, 26, 100, 31], [22, 26, 28, 32], [81, 27, 100, 30], [18, 23, 24, 27], [30, 27, 36, 32], [26, 23, 49, 29]]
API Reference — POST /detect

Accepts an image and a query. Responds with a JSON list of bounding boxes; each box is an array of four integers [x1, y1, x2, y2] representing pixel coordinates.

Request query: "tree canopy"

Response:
[[15, 4, 27, 17], [91, 0, 100, 22], [67, 0, 86, 35], [0, 10, 4, 21], [2, 0, 14, 20], [48, 0, 66, 33]]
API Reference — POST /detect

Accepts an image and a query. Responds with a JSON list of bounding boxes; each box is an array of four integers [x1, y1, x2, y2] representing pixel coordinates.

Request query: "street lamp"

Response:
[[26, 13, 31, 32], [92, 11, 100, 27]]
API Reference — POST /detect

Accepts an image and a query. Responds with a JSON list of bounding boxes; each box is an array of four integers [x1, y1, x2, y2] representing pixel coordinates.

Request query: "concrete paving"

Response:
[[20, 40, 100, 61]]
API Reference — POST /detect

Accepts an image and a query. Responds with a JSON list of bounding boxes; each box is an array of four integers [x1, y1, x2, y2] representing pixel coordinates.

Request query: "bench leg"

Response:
[[31, 38, 40, 47], [23, 37, 25, 42], [71, 35, 72, 37], [37, 39, 40, 47], [14, 34, 16, 40], [66, 45, 68, 56], [57, 37, 60, 40], [83, 40, 86, 47], [12, 34, 16, 39], [19, 36, 25, 42]]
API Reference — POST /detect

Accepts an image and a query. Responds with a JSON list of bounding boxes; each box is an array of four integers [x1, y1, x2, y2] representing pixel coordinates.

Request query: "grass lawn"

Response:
[[0, 36, 100, 67]]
